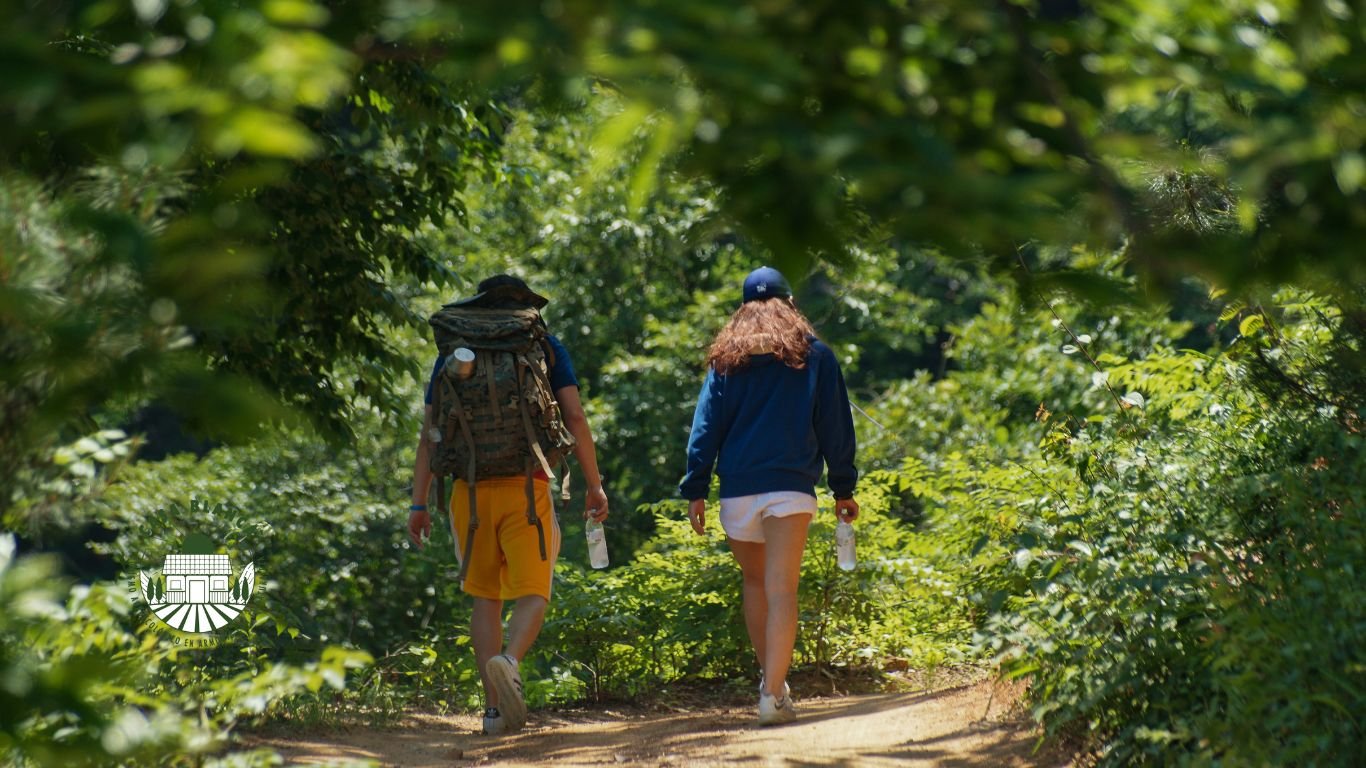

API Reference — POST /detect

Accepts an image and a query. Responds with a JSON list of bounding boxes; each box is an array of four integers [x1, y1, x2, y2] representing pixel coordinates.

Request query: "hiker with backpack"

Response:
[[407, 275, 609, 735], [679, 266, 859, 726]]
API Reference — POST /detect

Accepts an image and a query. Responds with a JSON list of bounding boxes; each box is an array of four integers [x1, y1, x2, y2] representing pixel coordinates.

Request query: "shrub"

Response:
[[977, 293, 1366, 765], [531, 484, 978, 701], [0, 535, 370, 767]]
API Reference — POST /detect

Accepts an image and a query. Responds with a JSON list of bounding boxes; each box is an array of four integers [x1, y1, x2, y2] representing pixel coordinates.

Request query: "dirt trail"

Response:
[[253, 680, 1071, 767]]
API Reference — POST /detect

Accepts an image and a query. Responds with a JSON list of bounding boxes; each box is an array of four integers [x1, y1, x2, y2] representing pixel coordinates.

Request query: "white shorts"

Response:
[[719, 491, 818, 543]]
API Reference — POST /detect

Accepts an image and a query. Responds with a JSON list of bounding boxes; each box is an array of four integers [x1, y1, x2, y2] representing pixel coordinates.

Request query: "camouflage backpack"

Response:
[[427, 304, 576, 580]]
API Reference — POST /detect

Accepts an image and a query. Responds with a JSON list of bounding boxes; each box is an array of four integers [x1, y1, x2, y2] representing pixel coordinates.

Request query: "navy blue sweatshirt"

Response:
[[679, 339, 858, 501]]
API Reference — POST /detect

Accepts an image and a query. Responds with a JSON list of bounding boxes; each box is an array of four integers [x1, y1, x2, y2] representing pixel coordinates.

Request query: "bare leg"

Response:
[[470, 597, 504, 706], [503, 595, 549, 662], [728, 538, 768, 675], [760, 514, 811, 698]]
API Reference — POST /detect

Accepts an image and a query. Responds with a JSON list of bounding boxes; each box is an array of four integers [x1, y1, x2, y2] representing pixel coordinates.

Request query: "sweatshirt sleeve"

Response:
[[813, 345, 858, 498], [679, 369, 724, 500]]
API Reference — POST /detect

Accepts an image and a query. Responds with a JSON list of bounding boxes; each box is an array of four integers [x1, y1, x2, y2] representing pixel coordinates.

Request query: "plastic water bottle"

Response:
[[585, 516, 609, 569], [835, 520, 856, 571]]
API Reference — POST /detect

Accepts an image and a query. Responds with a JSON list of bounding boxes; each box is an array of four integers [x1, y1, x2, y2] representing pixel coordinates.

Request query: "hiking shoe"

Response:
[[758, 689, 797, 726], [481, 707, 508, 735], [486, 654, 527, 731]]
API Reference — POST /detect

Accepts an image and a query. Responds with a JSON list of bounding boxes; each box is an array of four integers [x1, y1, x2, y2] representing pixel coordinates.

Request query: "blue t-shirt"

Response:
[[424, 334, 577, 404]]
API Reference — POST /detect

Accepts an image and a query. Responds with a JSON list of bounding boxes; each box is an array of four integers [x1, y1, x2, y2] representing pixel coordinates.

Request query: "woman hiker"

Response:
[[678, 266, 860, 726]]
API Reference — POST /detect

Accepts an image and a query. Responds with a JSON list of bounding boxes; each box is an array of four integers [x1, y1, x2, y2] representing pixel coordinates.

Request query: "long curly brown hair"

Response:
[[706, 298, 816, 375]]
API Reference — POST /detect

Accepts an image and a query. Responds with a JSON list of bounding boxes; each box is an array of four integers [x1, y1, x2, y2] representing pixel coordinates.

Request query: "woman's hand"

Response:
[[687, 498, 707, 535], [835, 497, 860, 522]]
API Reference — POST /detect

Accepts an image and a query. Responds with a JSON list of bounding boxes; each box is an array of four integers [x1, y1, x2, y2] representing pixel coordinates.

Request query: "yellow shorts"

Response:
[[449, 477, 560, 601]]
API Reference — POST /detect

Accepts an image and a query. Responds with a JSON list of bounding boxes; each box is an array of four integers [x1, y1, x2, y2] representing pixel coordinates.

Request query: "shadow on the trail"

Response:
[[250, 681, 1057, 767], [474, 684, 1042, 767], [249, 716, 473, 767], [479, 708, 744, 764]]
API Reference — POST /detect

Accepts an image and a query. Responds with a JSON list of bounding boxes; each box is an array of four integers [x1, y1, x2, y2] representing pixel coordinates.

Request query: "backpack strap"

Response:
[[516, 355, 558, 480], [431, 368, 449, 566], [526, 351, 558, 405], [484, 356, 503, 428], [540, 337, 556, 370], [434, 471, 446, 551], [443, 382, 481, 583], [525, 458, 547, 562], [514, 362, 550, 562], [459, 474, 477, 584], [523, 349, 574, 500], [518, 349, 573, 500]]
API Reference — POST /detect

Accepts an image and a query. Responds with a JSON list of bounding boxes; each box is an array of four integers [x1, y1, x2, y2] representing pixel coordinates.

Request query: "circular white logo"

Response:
[[139, 533, 256, 634]]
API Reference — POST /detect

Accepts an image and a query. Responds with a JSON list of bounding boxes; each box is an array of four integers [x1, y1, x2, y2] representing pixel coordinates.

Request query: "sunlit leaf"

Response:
[[214, 108, 318, 158]]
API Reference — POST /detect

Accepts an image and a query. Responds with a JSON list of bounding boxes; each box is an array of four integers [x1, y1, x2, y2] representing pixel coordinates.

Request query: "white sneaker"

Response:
[[481, 707, 508, 735], [758, 675, 791, 699], [486, 654, 527, 731], [758, 689, 797, 726]]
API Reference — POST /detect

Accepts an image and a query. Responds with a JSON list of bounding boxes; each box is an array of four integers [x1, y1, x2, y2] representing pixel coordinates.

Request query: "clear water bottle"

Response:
[[585, 516, 609, 569], [835, 520, 856, 571]]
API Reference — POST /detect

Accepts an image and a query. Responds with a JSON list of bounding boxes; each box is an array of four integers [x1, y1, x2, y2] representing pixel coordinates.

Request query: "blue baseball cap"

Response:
[[742, 266, 792, 303]]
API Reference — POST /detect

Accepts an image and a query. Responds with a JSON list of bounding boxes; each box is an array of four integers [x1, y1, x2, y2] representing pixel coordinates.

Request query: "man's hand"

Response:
[[687, 498, 707, 535], [584, 485, 609, 522], [835, 497, 860, 522], [408, 508, 432, 548]]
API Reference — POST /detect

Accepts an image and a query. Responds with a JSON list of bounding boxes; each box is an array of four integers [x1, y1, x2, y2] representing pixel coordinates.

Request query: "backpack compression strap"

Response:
[[515, 361, 550, 562], [484, 359, 503, 429], [521, 351, 573, 500], [442, 382, 481, 583], [524, 457, 546, 562], [431, 371, 448, 573]]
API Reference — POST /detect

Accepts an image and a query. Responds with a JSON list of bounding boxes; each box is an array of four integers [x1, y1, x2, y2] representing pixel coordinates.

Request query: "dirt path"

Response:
[[252, 680, 1071, 767]]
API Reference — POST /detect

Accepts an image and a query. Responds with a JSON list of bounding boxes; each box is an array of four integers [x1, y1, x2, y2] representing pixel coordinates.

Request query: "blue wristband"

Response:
[[410, 504, 427, 511]]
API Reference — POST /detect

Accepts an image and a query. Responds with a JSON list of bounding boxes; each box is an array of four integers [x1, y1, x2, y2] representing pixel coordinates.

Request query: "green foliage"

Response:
[[0, 535, 371, 767], [427, 98, 1012, 550], [2, 0, 355, 170], [532, 485, 976, 702], [68, 403, 980, 720], [538, 504, 747, 700], [1, 0, 362, 470], [0, 172, 212, 519], [93, 434, 466, 654], [399, 1, 1366, 293], [963, 291, 1366, 765], [0, 0, 506, 505], [798, 474, 975, 674], [423, 103, 748, 543], [211, 61, 507, 440], [8, 4, 1366, 763]]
